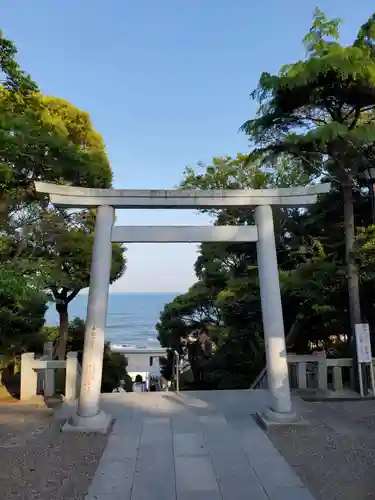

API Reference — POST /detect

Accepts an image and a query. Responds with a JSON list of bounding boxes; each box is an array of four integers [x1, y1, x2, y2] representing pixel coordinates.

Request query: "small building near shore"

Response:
[[111, 346, 167, 390]]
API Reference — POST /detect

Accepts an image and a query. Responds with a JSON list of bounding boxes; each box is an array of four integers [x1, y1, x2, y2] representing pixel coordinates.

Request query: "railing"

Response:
[[251, 366, 268, 389], [252, 353, 375, 392], [287, 352, 329, 390], [21, 345, 81, 402], [76, 357, 82, 396], [174, 350, 180, 393]]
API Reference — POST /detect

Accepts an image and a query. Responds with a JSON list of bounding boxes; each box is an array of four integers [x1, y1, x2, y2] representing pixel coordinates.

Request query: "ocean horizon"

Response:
[[45, 292, 179, 348]]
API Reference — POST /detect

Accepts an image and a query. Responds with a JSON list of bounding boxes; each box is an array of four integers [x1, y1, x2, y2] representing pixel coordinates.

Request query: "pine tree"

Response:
[[241, 8, 375, 336]]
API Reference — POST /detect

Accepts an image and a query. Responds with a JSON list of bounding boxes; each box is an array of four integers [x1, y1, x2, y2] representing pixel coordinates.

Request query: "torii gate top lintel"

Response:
[[35, 181, 331, 209]]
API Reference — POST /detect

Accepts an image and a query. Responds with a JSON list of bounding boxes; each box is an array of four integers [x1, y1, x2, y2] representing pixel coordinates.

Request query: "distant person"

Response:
[[133, 374, 144, 393], [198, 326, 213, 358], [190, 326, 213, 386], [150, 384, 157, 392], [112, 380, 126, 393]]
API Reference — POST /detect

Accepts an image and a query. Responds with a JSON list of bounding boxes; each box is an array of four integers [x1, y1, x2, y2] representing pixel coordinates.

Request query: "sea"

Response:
[[45, 292, 178, 348]]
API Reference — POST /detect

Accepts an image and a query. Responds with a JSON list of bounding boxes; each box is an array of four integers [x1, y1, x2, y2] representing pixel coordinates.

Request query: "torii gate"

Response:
[[35, 181, 330, 432]]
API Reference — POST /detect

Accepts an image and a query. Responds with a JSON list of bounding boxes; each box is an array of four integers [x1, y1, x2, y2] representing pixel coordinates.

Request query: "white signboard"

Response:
[[355, 323, 373, 363]]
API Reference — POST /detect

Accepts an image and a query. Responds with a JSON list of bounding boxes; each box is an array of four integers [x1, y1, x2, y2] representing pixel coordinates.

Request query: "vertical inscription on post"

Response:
[[83, 326, 97, 393]]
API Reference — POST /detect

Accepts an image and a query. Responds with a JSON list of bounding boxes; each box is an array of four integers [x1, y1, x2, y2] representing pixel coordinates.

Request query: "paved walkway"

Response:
[[80, 390, 315, 500]]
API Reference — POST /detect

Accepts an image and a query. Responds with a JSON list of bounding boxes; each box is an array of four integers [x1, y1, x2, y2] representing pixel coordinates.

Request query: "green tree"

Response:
[[0, 231, 54, 361], [241, 8, 375, 335], [159, 152, 375, 388], [28, 210, 126, 359], [157, 281, 220, 350], [0, 30, 124, 360], [0, 88, 113, 219], [0, 263, 48, 361], [52, 234, 125, 359], [0, 30, 38, 94], [158, 154, 307, 388]]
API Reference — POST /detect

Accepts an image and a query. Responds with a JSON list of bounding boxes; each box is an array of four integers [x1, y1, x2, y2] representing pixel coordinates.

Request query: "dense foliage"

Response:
[[241, 8, 375, 332], [0, 31, 126, 368], [156, 10, 375, 389], [157, 155, 375, 388]]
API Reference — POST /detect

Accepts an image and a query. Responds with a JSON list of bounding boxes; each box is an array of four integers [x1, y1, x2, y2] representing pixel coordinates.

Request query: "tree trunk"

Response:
[[342, 182, 362, 330], [342, 181, 368, 394], [55, 302, 69, 360], [0, 193, 8, 229], [286, 320, 301, 349]]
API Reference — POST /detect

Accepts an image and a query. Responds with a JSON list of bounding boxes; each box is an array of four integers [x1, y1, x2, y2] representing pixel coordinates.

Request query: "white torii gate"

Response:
[[35, 181, 330, 432]]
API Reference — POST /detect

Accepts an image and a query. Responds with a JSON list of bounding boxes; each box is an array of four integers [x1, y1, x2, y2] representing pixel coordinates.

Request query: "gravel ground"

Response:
[[0, 404, 108, 500], [268, 399, 375, 500]]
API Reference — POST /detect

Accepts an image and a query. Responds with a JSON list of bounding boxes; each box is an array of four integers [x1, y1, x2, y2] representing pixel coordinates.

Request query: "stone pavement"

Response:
[[78, 390, 316, 500]]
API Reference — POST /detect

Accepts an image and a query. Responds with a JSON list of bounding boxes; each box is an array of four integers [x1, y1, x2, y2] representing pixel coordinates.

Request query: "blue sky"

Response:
[[2, 1, 375, 292]]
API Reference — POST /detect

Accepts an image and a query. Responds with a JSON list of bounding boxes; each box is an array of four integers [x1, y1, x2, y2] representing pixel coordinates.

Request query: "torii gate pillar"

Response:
[[64, 205, 115, 433]]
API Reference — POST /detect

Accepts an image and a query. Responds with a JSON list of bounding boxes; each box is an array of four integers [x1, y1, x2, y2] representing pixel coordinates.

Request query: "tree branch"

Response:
[[66, 288, 80, 304]]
